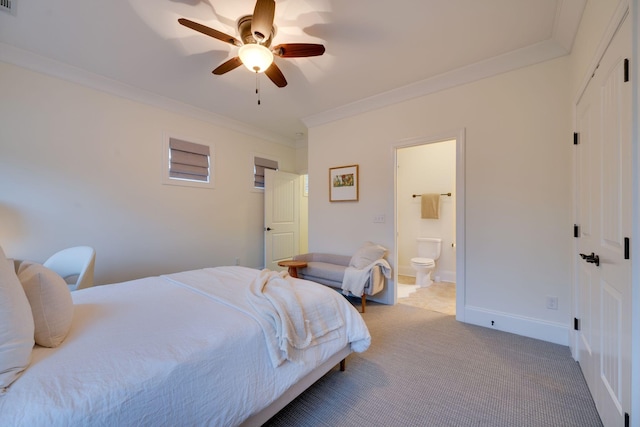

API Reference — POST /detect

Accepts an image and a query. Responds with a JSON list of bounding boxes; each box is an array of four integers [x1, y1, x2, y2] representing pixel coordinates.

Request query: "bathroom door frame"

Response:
[[392, 128, 466, 322]]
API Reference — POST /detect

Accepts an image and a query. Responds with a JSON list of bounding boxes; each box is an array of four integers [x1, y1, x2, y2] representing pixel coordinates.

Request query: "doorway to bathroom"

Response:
[[393, 131, 465, 320]]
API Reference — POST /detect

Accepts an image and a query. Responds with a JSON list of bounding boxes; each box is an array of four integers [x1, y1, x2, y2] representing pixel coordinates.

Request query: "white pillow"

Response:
[[349, 242, 388, 269], [18, 262, 74, 348], [0, 246, 35, 394]]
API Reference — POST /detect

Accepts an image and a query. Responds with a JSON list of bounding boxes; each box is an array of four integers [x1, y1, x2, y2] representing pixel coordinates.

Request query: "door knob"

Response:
[[579, 252, 600, 267], [265, 227, 273, 231]]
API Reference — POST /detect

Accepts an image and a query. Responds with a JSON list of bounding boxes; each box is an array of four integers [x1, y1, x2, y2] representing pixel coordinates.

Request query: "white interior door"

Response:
[[574, 14, 631, 427], [575, 63, 598, 403], [264, 169, 300, 271]]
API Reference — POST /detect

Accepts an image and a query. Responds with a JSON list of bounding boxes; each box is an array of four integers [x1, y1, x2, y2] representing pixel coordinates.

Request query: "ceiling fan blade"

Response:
[[251, 0, 275, 43], [264, 62, 287, 88], [178, 18, 242, 47], [213, 57, 243, 75], [273, 43, 326, 58]]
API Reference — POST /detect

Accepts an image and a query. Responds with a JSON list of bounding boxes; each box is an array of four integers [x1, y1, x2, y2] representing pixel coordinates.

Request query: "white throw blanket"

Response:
[[247, 269, 344, 365], [342, 259, 392, 296], [164, 267, 349, 367]]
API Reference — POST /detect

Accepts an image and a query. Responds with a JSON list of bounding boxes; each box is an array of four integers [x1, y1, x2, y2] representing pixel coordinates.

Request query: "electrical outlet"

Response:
[[373, 214, 385, 223], [546, 296, 558, 310], [234, 257, 240, 266]]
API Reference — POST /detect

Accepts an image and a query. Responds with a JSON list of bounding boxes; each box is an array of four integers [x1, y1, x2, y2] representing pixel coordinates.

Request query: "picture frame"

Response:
[[329, 164, 359, 202]]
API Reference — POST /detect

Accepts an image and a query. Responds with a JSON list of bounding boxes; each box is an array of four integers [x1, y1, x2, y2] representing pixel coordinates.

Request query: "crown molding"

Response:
[[302, 0, 586, 130], [0, 42, 295, 147]]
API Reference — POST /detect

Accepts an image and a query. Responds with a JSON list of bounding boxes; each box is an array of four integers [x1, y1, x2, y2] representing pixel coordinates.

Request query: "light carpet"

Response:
[[264, 302, 602, 427]]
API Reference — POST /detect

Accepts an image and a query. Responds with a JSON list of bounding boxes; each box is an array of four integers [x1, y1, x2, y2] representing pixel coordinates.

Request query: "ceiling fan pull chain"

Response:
[[256, 71, 261, 105]]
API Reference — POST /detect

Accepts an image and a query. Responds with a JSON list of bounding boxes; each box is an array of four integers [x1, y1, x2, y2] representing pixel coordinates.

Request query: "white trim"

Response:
[[162, 132, 215, 190], [302, 2, 586, 129], [455, 129, 466, 322], [397, 265, 413, 277], [303, 41, 567, 129], [0, 42, 295, 147], [438, 270, 456, 284], [630, 0, 639, 423], [397, 265, 456, 284], [464, 305, 569, 346]]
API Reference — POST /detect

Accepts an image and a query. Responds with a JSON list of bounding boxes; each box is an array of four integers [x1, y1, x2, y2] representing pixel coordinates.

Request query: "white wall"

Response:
[[397, 141, 456, 281], [307, 57, 572, 344], [0, 62, 296, 285]]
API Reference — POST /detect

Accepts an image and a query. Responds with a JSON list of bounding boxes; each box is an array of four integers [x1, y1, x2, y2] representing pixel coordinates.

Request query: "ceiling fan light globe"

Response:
[[239, 44, 273, 73]]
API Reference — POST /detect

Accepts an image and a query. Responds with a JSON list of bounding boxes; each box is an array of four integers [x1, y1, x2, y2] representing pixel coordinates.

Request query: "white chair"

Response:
[[43, 246, 96, 291]]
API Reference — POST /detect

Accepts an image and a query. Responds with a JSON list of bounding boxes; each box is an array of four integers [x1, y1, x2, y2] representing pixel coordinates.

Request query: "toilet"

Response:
[[410, 237, 442, 287]]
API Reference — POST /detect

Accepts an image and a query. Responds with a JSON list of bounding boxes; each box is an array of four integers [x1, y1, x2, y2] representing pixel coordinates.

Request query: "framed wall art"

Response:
[[329, 164, 359, 202]]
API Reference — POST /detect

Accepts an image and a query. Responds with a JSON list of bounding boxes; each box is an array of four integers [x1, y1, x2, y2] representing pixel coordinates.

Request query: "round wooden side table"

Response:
[[277, 260, 307, 278]]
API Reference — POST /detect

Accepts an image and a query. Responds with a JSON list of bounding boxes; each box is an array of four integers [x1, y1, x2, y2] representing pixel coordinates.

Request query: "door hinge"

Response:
[[625, 412, 629, 427], [574, 318, 580, 331], [573, 132, 579, 145], [624, 58, 629, 82], [574, 224, 580, 238], [625, 237, 630, 260]]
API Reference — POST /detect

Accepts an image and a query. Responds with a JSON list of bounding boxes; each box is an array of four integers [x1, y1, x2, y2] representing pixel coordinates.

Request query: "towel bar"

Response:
[[412, 193, 451, 198]]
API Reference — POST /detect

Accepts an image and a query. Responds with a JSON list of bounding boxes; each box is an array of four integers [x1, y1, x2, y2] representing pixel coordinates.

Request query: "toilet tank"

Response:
[[417, 237, 442, 260]]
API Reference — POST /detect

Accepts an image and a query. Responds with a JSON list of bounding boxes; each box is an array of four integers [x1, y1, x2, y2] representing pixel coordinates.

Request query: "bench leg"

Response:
[[361, 294, 366, 313]]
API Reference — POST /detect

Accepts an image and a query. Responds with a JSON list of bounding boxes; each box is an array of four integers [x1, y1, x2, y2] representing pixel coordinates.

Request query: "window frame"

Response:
[[251, 152, 279, 192], [162, 132, 215, 190]]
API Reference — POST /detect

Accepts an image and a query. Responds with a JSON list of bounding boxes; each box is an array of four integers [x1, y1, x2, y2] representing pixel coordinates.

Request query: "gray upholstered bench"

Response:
[[292, 250, 387, 313]]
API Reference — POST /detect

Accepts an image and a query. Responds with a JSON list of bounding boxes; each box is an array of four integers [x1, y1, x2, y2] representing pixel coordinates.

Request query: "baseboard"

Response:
[[398, 265, 456, 283], [398, 265, 414, 276], [437, 270, 456, 283], [463, 305, 570, 346]]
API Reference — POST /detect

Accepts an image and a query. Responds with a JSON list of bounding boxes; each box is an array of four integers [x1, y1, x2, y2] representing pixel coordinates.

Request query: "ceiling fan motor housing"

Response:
[[238, 15, 274, 46]]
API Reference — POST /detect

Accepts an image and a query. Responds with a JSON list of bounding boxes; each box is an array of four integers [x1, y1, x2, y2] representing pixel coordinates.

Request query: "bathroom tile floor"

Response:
[[397, 275, 456, 315]]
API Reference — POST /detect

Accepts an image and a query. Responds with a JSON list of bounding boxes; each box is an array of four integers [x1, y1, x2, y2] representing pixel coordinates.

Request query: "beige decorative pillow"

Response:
[[0, 246, 35, 393], [18, 262, 74, 348], [349, 242, 388, 269]]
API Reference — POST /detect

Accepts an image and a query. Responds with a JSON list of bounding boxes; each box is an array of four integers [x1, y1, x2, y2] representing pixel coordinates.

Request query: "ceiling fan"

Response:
[[178, 0, 326, 88]]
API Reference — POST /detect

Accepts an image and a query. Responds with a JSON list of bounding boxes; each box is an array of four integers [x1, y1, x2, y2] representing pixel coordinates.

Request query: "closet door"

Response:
[[574, 14, 631, 427]]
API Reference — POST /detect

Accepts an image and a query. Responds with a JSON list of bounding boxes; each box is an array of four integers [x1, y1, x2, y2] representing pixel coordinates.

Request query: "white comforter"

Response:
[[0, 266, 370, 427]]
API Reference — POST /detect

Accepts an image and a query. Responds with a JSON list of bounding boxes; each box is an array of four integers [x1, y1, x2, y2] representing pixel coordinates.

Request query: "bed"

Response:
[[0, 262, 371, 427]]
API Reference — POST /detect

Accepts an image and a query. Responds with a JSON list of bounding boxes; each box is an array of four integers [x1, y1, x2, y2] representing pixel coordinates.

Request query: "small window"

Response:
[[163, 134, 214, 189], [303, 174, 309, 197], [253, 156, 278, 190]]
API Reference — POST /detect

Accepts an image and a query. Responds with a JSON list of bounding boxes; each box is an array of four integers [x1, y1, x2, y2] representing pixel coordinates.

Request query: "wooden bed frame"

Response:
[[241, 345, 351, 426]]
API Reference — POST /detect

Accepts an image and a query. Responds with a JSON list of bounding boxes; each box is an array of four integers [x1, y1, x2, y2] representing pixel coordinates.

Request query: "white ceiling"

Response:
[[0, 0, 585, 145]]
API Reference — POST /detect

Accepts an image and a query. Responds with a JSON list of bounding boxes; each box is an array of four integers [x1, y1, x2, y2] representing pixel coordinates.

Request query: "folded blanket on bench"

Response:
[[342, 259, 391, 296]]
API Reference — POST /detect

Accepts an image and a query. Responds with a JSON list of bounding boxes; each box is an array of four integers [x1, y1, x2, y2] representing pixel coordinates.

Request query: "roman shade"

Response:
[[169, 138, 210, 182], [254, 156, 278, 188]]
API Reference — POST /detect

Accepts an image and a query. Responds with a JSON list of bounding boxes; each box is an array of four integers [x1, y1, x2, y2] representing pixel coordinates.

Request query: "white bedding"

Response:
[[0, 266, 370, 427]]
